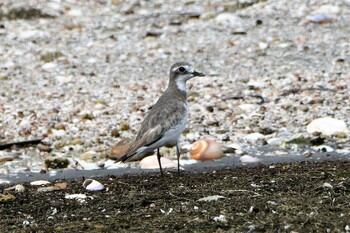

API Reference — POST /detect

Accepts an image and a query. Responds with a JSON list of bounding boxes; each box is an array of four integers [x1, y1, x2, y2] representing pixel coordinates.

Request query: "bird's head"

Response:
[[169, 62, 205, 92]]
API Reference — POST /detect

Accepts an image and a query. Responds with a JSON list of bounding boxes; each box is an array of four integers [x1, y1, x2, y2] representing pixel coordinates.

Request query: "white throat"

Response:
[[176, 79, 187, 92]]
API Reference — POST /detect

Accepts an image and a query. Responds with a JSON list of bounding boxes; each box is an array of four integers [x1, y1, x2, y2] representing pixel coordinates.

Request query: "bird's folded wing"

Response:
[[117, 102, 186, 162]]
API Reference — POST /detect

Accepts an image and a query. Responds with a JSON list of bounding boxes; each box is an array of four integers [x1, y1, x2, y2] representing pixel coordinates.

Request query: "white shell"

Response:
[[240, 155, 261, 164], [30, 180, 50, 186], [65, 194, 87, 202], [15, 184, 25, 193], [0, 179, 10, 185], [37, 186, 58, 192], [323, 183, 333, 189], [244, 133, 265, 142], [65, 194, 87, 199], [198, 195, 225, 202], [307, 117, 349, 136], [83, 179, 105, 191], [4, 184, 25, 192], [213, 215, 227, 223], [139, 155, 177, 169]]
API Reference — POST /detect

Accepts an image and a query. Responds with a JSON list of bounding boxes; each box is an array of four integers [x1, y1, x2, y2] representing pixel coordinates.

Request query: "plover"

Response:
[[116, 62, 205, 176]]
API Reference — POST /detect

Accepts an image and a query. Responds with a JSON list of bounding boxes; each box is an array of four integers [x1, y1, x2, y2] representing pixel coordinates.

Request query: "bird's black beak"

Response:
[[192, 71, 205, 77]]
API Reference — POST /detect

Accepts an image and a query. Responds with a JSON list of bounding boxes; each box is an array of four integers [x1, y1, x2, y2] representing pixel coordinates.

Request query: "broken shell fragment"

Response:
[[65, 194, 87, 200], [4, 184, 25, 193], [30, 180, 50, 186], [37, 186, 59, 192], [190, 139, 223, 161], [82, 179, 104, 191], [65, 194, 88, 203], [0, 194, 16, 203], [54, 182, 68, 190], [15, 184, 25, 193]]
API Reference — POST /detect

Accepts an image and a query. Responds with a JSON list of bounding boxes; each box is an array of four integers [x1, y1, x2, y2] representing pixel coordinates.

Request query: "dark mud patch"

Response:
[[1, 161, 350, 232]]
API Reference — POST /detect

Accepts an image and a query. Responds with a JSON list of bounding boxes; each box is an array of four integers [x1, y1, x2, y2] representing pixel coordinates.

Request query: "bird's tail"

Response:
[[115, 151, 137, 163]]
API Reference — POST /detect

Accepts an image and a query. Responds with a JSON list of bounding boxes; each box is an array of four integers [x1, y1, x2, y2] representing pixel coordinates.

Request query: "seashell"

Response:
[[54, 182, 67, 190], [213, 215, 227, 223], [198, 195, 225, 202], [37, 186, 58, 192], [0, 194, 16, 203], [306, 13, 333, 24], [65, 194, 88, 203], [4, 184, 25, 192], [240, 155, 261, 164], [15, 184, 25, 193], [30, 180, 50, 186], [190, 139, 223, 161], [37, 182, 67, 192], [0, 179, 10, 185], [82, 179, 104, 191], [306, 117, 349, 137], [140, 155, 177, 169], [65, 194, 87, 200], [323, 183, 333, 189]]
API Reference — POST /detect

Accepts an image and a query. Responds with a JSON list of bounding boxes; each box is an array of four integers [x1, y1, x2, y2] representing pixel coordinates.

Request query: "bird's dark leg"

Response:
[[176, 142, 181, 175], [157, 148, 164, 177]]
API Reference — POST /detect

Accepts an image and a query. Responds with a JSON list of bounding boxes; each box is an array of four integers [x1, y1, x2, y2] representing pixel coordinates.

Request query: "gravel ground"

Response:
[[0, 0, 349, 173], [2, 161, 350, 232]]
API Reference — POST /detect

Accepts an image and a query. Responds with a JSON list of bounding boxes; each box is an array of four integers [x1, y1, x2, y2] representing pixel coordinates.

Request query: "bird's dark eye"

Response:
[[178, 67, 186, 72]]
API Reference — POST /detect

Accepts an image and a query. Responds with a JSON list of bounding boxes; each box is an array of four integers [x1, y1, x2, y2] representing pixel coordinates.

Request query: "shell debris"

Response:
[[82, 179, 105, 191]]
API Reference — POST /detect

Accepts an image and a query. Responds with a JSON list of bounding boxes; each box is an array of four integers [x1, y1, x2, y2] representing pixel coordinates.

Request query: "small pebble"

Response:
[[315, 145, 334, 153], [37, 144, 52, 152], [213, 215, 227, 223], [45, 158, 70, 169]]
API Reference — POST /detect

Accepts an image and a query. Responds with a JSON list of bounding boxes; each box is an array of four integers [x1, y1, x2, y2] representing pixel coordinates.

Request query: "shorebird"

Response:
[[116, 62, 205, 176]]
